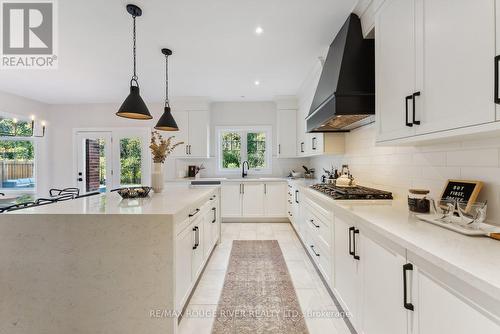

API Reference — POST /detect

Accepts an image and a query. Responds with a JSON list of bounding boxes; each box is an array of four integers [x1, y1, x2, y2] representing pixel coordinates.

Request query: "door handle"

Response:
[[310, 219, 320, 228], [353, 229, 360, 260], [403, 263, 415, 311], [189, 208, 200, 217], [186, 145, 189, 155], [192, 226, 199, 249], [295, 190, 299, 204], [300, 142, 304, 153], [278, 144, 281, 155], [312, 137, 317, 150], [405, 95, 413, 127], [412, 92, 421, 125], [264, 184, 267, 194], [212, 207, 216, 223], [242, 184, 244, 194], [495, 55, 500, 104], [348, 227, 355, 256]]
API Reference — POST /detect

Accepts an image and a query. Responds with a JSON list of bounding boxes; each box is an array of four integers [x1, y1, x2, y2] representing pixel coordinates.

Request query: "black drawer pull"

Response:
[[353, 229, 360, 260], [310, 219, 320, 228], [403, 263, 414, 311], [310, 245, 320, 257], [189, 208, 200, 217], [412, 92, 421, 125], [348, 227, 355, 256], [405, 95, 413, 127]]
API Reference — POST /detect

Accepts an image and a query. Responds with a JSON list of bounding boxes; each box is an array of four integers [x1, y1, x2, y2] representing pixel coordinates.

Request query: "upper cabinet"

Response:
[[376, 0, 498, 143], [171, 109, 210, 158], [276, 109, 297, 158]]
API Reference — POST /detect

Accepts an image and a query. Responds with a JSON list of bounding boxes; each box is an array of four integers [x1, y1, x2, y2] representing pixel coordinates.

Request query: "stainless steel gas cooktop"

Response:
[[310, 184, 393, 200]]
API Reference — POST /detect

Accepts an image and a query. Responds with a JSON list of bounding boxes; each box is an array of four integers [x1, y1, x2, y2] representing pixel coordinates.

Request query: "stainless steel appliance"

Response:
[[310, 184, 393, 200]]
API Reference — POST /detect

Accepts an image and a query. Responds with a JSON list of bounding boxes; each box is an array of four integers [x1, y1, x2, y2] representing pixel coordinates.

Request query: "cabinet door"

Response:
[[361, 233, 408, 334], [375, 0, 416, 142], [221, 183, 242, 217], [306, 133, 324, 156], [211, 204, 219, 246], [411, 265, 500, 334], [334, 216, 362, 329], [175, 220, 193, 309], [241, 183, 265, 217], [277, 109, 297, 158], [202, 207, 213, 257], [191, 216, 204, 280], [264, 183, 287, 217], [414, 0, 496, 135], [171, 111, 189, 157], [188, 110, 209, 157]]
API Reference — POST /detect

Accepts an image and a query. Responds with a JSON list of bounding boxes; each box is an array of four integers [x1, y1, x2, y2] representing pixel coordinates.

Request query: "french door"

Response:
[[75, 129, 151, 194]]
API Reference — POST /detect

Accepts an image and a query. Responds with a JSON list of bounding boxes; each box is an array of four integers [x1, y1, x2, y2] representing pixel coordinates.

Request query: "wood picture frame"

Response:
[[440, 179, 483, 212]]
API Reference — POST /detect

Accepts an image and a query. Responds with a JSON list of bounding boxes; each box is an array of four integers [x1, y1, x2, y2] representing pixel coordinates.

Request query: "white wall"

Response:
[[309, 125, 500, 225], [0, 91, 50, 196], [173, 101, 310, 179]]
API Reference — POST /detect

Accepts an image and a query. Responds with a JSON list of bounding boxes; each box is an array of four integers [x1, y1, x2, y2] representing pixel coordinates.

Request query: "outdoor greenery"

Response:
[[120, 138, 142, 185], [221, 131, 266, 169], [0, 118, 34, 161]]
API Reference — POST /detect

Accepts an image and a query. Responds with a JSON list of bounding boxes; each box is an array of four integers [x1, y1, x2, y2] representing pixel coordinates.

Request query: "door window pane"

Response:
[[85, 139, 106, 192], [0, 140, 35, 190], [120, 137, 142, 186], [222, 132, 241, 169]]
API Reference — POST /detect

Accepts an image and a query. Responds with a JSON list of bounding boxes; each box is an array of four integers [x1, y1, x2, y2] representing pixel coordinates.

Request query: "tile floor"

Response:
[[178, 222, 351, 334]]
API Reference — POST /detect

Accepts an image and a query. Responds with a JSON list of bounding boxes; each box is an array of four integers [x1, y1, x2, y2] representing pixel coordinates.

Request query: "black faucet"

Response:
[[242, 161, 249, 178]]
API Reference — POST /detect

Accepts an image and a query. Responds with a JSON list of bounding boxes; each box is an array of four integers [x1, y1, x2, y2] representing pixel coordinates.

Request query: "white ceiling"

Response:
[[0, 0, 356, 104]]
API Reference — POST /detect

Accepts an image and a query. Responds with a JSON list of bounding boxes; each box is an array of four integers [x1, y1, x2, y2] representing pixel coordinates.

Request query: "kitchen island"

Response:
[[0, 185, 221, 334]]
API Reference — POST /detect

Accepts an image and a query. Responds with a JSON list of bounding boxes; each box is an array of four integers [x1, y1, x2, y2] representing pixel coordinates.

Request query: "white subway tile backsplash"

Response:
[[446, 149, 499, 167], [421, 166, 460, 181], [460, 167, 500, 184], [413, 152, 446, 166]]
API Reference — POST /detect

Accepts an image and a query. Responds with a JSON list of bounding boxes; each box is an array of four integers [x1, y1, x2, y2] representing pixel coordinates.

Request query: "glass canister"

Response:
[[408, 189, 431, 213]]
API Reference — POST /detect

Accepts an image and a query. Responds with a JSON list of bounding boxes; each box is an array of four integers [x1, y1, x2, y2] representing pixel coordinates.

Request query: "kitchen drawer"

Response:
[[308, 238, 332, 283], [304, 196, 333, 222], [304, 204, 332, 251]]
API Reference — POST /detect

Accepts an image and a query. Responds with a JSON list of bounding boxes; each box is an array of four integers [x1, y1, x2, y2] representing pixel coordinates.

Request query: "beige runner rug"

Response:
[[211, 240, 309, 334]]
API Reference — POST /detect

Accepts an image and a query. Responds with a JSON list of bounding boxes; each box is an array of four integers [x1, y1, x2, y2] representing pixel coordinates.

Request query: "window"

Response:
[[217, 126, 272, 173], [0, 139, 36, 191]]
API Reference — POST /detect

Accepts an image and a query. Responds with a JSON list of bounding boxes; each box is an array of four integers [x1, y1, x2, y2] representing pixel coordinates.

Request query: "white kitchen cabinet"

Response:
[[410, 263, 500, 334], [414, 0, 496, 135], [171, 110, 209, 157], [202, 205, 213, 258], [376, 0, 497, 142], [277, 109, 297, 158], [241, 183, 265, 217], [171, 111, 189, 157], [375, 0, 417, 141], [334, 216, 363, 330], [264, 183, 287, 217], [221, 183, 242, 218], [361, 232, 408, 334], [175, 219, 194, 310]]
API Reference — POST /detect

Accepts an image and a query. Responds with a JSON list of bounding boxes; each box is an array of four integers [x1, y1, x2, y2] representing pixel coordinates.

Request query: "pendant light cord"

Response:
[[165, 53, 170, 108], [131, 15, 138, 85]]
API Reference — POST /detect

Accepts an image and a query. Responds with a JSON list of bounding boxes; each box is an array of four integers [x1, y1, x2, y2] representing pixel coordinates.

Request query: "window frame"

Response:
[[216, 126, 272, 175], [0, 136, 37, 195]]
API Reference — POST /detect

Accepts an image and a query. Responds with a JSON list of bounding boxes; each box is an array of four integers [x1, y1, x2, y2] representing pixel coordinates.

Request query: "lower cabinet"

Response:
[[190, 213, 205, 281], [175, 218, 195, 309], [221, 182, 287, 219]]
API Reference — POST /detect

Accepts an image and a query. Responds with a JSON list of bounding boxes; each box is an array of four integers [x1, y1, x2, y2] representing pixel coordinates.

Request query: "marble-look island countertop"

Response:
[[6, 184, 218, 217]]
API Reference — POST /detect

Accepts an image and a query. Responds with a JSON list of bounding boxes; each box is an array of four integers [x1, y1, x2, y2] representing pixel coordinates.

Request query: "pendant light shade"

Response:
[[155, 48, 179, 131], [116, 4, 152, 120]]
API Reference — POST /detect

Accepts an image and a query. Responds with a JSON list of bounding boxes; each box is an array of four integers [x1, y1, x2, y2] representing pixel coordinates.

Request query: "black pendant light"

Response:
[[116, 4, 152, 120], [155, 48, 179, 131]]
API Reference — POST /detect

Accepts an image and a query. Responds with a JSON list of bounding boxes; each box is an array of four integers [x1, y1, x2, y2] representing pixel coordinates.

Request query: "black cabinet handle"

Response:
[[403, 263, 415, 311], [312, 137, 317, 150], [192, 226, 199, 249], [353, 229, 360, 260], [348, 227, 355, 256], [310, 245, 320, 257], [405, 95, 413, 127], [300, 142, 304, 153], [310, 219, 320, 228], [189, 208, 200, 217], [495, 56, 500, 104], [295, 190, 299, 204], [278, 144, 281, 155], [264, 184, 267, 194], [212, 207, 216, 223], [412, 92, 421, 125]]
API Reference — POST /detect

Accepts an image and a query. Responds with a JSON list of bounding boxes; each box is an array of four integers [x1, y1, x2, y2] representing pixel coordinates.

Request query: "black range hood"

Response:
[[306, 13, 375, 133]]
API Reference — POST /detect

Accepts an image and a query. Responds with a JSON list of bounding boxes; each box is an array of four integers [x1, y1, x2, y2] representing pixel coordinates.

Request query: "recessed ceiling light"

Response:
[[255, 26, 263, 35], [254, 80, 260, 86]]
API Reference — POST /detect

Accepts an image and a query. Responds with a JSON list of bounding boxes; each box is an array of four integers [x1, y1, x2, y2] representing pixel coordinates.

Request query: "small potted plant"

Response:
[[149, 131, 184, 193]]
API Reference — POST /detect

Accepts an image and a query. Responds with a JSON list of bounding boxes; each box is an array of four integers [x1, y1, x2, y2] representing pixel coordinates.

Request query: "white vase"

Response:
[[151, 162, 165, 193]]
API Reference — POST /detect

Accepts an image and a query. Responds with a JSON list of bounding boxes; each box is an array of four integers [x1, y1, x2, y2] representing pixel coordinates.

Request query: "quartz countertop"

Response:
[[5, 184, 218, 215], [301, 185, 500, 301]]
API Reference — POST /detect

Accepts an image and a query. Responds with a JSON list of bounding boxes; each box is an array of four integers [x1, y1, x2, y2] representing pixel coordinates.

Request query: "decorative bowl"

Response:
[[117, 186, 152, 199]]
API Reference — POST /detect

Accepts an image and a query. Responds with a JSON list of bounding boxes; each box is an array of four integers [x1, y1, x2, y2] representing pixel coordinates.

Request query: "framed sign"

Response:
[[441, 179, 483, 211]]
